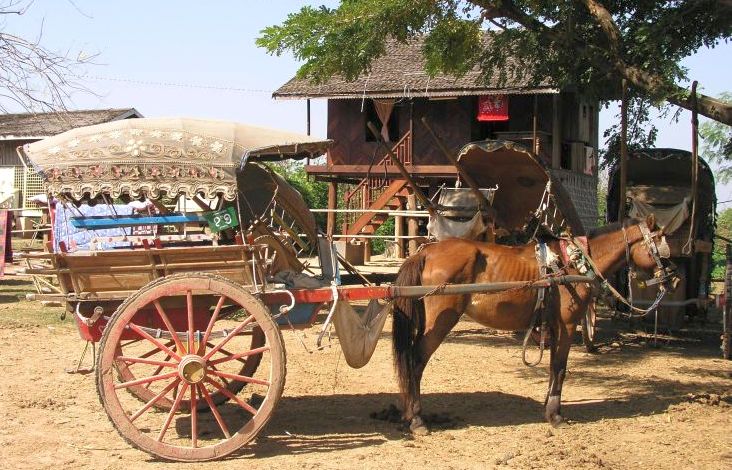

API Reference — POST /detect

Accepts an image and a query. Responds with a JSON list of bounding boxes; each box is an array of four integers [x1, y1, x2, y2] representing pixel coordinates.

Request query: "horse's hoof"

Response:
[[409, 417, 430, 436], [548, 414, 567, 428], [545, 395, 563, 427]]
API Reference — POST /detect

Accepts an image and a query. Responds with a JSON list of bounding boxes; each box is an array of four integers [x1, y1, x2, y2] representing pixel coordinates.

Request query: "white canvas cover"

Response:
[[21, 117, 331, 200], [427, 211, 487, 241], [333, 299, 390, 369], [629, 197, 690, 235]]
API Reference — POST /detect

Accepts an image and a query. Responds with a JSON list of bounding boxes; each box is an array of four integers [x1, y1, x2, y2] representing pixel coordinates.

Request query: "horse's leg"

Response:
[[404, 296, 462, 436], [545, 319, 575, 427]]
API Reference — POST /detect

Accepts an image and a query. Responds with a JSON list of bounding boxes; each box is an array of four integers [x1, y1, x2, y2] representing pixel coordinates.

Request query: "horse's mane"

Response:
[[588, 218, 643, 238]]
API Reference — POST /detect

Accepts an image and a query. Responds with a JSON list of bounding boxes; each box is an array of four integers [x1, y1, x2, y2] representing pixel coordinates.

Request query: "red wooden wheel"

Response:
[[96, 273, 286, 461], [115, 327, 266, 411]]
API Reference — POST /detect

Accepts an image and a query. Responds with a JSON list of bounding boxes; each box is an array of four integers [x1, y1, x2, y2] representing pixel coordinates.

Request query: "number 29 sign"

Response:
[[204, 206, 239, 233]]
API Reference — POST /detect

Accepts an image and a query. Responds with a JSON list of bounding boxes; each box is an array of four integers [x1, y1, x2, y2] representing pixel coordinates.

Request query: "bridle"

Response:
[[573, 221, 678, 316], [625, 223, 678, 290]]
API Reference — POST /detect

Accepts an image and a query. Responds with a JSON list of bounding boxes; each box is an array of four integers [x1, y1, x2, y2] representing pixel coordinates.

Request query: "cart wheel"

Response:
[[582, 302, 598, 353], [254, 235, 295, 279], [97, 273, 286, 461], [115, 326, 265, 411]]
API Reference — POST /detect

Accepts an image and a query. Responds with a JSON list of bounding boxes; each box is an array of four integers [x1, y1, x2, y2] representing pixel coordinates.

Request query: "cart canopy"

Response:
[[456, 140, 586, 236], [607, 148, 716, 244], [21, 117, 331, 200]]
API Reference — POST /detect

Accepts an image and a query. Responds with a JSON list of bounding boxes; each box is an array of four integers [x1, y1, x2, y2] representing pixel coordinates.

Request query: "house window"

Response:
[[364, 100, 399, 142]]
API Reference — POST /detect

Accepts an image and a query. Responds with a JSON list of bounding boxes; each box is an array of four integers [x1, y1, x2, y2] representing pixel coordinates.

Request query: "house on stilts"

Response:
[[273, 38, 599, 260]]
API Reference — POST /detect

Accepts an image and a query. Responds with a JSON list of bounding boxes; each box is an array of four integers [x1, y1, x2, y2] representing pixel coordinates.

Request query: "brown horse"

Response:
[[392, 215, 671, 434]]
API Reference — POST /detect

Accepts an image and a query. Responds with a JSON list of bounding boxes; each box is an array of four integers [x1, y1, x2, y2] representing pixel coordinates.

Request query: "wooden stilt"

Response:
[[407, 192, 418, 256]]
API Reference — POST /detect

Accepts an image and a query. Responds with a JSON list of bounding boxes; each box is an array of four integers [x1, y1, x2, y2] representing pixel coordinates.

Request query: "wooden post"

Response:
[[407, 192, 418, 256], [684, 81, 699, 256], [327, 182, 337, 237], [394, 197, 405, 258], [552, 94, 562, 169], [306, 99, 311, 136], [363, 237, 371, 263], [618, 79, 628, 223], [532, 94, 539, 154]]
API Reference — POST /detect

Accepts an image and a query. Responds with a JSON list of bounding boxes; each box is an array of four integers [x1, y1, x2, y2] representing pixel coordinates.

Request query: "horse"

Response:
[[392, 215, 673, 434]]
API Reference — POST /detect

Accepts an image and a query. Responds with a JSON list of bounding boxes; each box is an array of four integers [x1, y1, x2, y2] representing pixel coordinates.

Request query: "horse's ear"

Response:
[[645, 213, 656, 230]]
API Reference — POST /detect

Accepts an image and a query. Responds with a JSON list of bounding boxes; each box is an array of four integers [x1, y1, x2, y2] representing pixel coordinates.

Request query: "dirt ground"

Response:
[[0, 278, 730, 470]]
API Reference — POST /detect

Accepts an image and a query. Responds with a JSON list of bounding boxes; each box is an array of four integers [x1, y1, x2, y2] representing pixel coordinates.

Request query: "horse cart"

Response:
[[607, 148, 716, 328], [18, 118, 629, 460]]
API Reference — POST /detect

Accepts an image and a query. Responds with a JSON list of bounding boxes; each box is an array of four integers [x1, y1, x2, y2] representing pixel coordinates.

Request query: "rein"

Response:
[[571, 223, 670, 317]]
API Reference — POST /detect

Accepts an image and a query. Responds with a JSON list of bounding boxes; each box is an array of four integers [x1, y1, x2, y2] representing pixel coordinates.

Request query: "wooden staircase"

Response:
[[342, 131, 413, 237], [346, 179, 408, 236]]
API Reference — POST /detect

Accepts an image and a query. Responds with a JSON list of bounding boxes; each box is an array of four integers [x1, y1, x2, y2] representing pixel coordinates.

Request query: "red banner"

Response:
[[477, 95, 509, 122]]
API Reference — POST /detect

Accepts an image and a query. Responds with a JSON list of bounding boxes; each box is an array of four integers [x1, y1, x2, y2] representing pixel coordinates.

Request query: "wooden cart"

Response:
[[20, 119, 595, 461]]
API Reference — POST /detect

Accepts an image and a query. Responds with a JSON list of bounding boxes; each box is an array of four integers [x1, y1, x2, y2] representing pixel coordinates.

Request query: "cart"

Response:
[[607, 148, 716, 328], [19, 120, 594, 461]]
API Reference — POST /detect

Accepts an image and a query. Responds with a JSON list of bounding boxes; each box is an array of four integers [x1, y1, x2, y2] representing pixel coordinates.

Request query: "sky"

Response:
[[5, 0, 732, 202]]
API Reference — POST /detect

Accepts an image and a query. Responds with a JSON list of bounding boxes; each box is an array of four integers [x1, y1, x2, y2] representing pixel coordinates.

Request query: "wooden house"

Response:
[[0, 108, 142, 208], [276, 39, 599, 257]]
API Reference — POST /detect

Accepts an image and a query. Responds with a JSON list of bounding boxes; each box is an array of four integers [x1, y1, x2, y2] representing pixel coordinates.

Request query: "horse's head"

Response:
[[627, 214, 678, 290]]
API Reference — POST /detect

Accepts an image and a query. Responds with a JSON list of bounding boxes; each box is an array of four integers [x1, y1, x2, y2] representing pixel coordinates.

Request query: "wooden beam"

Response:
[[305, 164, 458, 177], [618, 80, 628, 222], [366, 121, 434, 213], [327, 182, 337, 237], [420, 117, 490, 210]]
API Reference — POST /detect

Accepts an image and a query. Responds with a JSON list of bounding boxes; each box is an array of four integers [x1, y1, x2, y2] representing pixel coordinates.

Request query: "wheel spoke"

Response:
[[186, 290, 195, 355], [190, 384, 198, 448], [115, 371, 179, 390], [203, 314, 255, 361], [157, 382, 189, 442], [153, 300, 187, 355], [127, 323, 181, 361], [130, 379, 180, 422], [200, 295, 227, 355], [115, 356, 177, 368], [206, 343, 247, 364], [204, 377, 258, 415], [143, 353, 172, 389], [210, 369, 270, 387], [209, 345, 270, 366], [137, 341, 175, 360], [198, 384, 231, 439]]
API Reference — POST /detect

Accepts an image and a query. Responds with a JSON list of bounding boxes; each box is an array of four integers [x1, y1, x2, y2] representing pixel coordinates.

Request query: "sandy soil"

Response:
[[0, 282, 730, 470]]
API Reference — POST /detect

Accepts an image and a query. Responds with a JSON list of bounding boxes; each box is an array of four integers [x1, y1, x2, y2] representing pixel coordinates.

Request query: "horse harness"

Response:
[[522, 222, 677, 366], [522, 241, 563, 367]]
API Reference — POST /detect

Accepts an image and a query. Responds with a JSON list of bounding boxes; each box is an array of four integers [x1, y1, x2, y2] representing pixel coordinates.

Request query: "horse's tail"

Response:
[[392, 250, 426, 400]]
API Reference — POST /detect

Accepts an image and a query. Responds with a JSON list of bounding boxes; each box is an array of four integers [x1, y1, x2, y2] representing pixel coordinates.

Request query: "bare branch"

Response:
[[0, 0, 96, 113]]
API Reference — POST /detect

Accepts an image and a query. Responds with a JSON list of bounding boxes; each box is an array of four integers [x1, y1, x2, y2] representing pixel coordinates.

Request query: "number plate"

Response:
[[203, 206, 239, 233]]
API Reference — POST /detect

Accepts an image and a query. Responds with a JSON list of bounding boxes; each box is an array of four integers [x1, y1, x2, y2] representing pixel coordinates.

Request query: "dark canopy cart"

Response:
[[607, 148, 716, 327]]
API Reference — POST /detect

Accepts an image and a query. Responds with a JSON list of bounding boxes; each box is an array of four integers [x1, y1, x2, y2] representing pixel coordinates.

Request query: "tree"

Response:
[[700, 92, 732, 182], [0, 0, 92, 112], [257, 0, 732, 126], [712, 207, 732, 279]]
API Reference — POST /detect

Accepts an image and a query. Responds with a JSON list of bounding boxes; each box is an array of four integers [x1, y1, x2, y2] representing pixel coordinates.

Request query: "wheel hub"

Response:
[[178, 355, 207, 384]]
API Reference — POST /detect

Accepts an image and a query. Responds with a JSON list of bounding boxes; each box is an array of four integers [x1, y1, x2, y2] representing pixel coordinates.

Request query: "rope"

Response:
[[569, 228, 669, 318]]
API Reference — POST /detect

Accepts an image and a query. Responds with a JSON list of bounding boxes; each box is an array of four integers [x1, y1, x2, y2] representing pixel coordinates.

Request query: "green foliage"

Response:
[[599, 94, 660, 169], [371, 216, 395, 255], [712, 207, 732, 279], [267, 161, 328, 228], [700, 92, 732, 182], [258, 1, 732, 109]]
